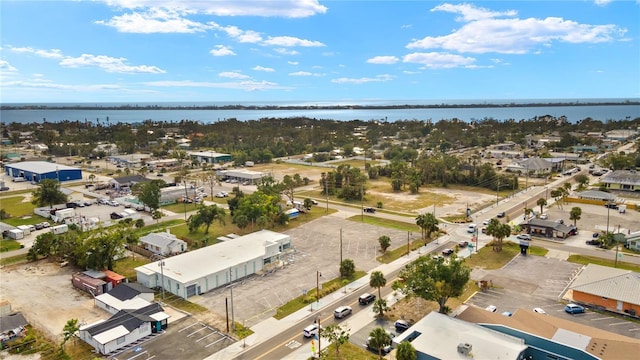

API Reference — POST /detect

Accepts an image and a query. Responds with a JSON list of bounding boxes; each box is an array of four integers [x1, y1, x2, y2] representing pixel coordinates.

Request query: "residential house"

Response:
[[139, 231, 187, 257], [600, 170, 640, 192], [109, 175, 149, 190], [521, 219, 576, 239], [0, 312, 29, 344], [506, 157, 553, 175], [95, 282, 155, 315], [626, 231, 640, 251], [79, 303, 169, 355]]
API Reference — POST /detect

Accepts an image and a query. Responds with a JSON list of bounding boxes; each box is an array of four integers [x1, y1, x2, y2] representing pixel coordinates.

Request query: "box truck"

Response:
[[8, 229, 24, 240], [51, 224, 69, 235]]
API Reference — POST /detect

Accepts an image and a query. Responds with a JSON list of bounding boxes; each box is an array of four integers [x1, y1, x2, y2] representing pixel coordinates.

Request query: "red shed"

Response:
[[71, 273, 108, 296], [103, 270, 126, 288]]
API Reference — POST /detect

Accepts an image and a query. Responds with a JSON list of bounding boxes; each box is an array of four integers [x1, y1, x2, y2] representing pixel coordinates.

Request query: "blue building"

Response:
[[4, 161, 82, 183]]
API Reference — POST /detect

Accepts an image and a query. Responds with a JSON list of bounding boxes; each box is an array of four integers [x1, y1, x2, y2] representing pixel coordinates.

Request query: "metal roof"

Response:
[[5, 161, 78, 173], [136, 229, 290, 284], [601, 170, 640, 186], [570, 264, 640, 305]]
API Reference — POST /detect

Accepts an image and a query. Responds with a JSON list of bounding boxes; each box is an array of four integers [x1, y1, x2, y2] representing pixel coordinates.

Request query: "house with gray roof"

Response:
[[506, 157, 553, 175], [569, 264, 640, 317], [600, 170, 640, 192], [139, 231, 187, 257], [79, 303, 169, 355], [521, 218, 576, 239], [575, 190, 617, 202], [0, 312, 28, 344], [95, 283, 155, 315]]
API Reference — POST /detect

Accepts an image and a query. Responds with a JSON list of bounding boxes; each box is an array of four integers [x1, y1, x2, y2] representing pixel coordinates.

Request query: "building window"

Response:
[[117, 336, 126, 344]]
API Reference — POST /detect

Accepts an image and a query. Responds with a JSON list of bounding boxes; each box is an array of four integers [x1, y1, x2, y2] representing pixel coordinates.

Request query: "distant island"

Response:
[[2, 100, 639, 111]]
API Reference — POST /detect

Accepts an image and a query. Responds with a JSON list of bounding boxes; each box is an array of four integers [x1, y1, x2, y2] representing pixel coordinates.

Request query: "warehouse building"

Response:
[[4, 161, 82, 183], [135, 230, 291, 299], [188, 151, 232, 165]]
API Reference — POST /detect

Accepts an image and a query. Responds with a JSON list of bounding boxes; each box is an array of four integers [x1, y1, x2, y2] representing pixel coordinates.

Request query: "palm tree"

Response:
[[396, 341, 417, 360], [368, 327, 391, 359], [370, 271, 386, 300], [536, 197, 547, 215], [31, 179, 68, 208], [415, 213, 439, 245], [570, 207, 582, 226]]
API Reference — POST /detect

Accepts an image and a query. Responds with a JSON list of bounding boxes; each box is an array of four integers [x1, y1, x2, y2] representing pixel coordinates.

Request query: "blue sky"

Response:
[[1, 0, 639, 103]]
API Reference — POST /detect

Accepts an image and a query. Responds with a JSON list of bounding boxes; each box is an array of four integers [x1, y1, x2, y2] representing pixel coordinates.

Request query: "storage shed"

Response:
[[72, 271, 110, 296], [4, 161, 82, 183]]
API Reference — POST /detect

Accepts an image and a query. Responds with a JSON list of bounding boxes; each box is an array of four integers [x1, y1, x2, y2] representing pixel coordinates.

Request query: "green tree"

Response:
[[339, 259, 355, 278], [415, 213, 439, 245], [369, 271, 387, 306], [485, 219, 511, 252], [396, 255, 471, 314], [188, 204, 226, 234], [372, 298, 388, 318], [152, 209, 163, 223], [570, 206, 582, 227], [396, 341, 417, 360], [378, 235, 391, 253], [62, 318, 79, 349], [368, 327, 391, 359], [536, 197, 547, 215], [31, 179, 68, 208], [323, 323, 350, 358], [132, 180, 162, 211]]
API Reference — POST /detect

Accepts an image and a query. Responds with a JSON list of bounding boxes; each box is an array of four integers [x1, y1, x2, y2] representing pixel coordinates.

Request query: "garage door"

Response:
[[186, 284, 197, 298]]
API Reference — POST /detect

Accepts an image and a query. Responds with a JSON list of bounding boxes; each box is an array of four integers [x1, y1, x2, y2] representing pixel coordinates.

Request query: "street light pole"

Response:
[[158, 260, 165, 300], [316, 270, 322, 306]]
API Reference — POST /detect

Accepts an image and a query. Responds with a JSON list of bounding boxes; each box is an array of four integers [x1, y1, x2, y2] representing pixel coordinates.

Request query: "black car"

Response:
[[604, 203, 618, 209], [364, 207, 376, 213], [442, 249, 454, 256], [458, 241, 469, 248], [394, 319, 411, 333], [110, 212, 124, 220], [586, 239, 601, 246], [496, 211, 506, 218], [358, 293, 376, 305]]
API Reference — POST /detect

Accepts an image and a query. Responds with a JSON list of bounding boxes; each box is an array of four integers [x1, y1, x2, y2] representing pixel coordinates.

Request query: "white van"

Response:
[[467, 224, 477, 234]]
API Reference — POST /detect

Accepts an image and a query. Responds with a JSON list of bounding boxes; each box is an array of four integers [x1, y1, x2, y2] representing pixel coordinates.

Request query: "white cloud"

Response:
[[143, 79, 290, 91], [403, 52, 476, 69], [0, 60, 18, 72], [274, 48, 300, 56], [103, 0, 327, 18], [402, 70, 421, 75], [96, 7, 213, 33], [289, 71, 312, 76], [9, 46, 64, 59], [218, 71, 250, 79], [60, 54, 166, 74], [594, 0, 613, 6], [263, 36, 325, 47], [253, 66, 275, 72], [210, 45, 236, 57], [367, 56, 400, 65], [407, 3, 627, 54], [288, 61, 299, 65], [331, 74, 393, 84], [215, 24, 263, 43]]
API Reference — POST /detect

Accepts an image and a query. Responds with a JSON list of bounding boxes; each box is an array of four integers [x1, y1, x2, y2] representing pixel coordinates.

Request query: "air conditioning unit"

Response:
[[457, 343, 472, 355]]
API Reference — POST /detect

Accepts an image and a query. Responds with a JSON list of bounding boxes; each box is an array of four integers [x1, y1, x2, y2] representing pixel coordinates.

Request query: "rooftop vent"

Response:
[[457, 343, 472, 355]]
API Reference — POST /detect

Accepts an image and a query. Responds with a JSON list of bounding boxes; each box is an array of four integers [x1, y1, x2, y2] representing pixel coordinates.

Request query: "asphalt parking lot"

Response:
[[111, 316, 235, 360], [190, 215, 418, 327], [467, 254, 640, 339]]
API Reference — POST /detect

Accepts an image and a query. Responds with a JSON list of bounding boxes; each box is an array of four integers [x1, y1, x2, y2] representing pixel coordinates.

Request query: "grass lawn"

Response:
[[377, 238, 436, 264], [113, 256, 151, 281], [135, 219, 185, 236], [0, 239, 22, 252], [528, 245, 548, 257], [1, 195, 38, 219], [0, 253, 28, 266], [463, 241, 520, 270], [274, 271, 367, 320], [155, 293, 208, 314], [347, 215, 419, 232], [162, 202, 205, 213], [321, 342, 379, 360], [567, 254, 640, 272]]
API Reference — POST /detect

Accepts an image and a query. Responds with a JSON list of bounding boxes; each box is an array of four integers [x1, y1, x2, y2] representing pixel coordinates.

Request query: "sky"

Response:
[[1, 0, 639, 104]]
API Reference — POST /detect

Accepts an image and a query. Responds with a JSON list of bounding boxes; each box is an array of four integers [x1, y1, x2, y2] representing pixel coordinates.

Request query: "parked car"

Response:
[[311, 199, 319, 205], [496, 211, 506, 218], [564, 304, 585, 314], [0, 186, 10, 191], [458, 240, 469, 248], [215, 191, 229, 198], [432, 255, 444, 262], [363, 207, 376, 213], [34, 223, 44, 230], [442, 249, 454, 256], [586, 239, 601, 246], [485, 305, 497, 312], [334, 306, 352, 319], [604, 202, 618, 209], [482, 219, 490, 226], [501, 311, 513, 317], [394, 319, 411, 333], [110, 212, 124, 220], [533, 307, 547, 314], [40, 222, 50, 228], [539, 213, 548, 220], [358, 293, 376, 305], [516, 234, 531, 241], [592, 232, 600, 238], [303, 324, 321, 338]]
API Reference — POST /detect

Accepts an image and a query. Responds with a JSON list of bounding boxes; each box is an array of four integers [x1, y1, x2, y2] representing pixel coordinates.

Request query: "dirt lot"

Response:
[[0, 262, 106, 341]]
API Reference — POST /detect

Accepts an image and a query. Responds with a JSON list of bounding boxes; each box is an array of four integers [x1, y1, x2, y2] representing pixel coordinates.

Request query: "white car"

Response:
[[334, 306, 352, 319], [516, 234, 531, 241], [482, 219, 490, 226], [485, 305, 497, 312], [539, 214, 548, 220], [533, 307, 547, 314], [303, 324, 321, 338]]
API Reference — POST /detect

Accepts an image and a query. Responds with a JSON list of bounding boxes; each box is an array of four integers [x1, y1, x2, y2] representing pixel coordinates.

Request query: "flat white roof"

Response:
[[95, 293, 152, 312], [136, 230, 290, 284], [188, 151, 231, 158], [6, 161, 78, 173], [93, 325, 129, 345], [393, 312, 526, 359]]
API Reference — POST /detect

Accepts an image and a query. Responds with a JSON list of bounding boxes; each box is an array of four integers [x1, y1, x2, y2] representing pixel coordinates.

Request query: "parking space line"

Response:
[[196, 332, 218, 342], [628, 328, 640, 332], [178, 322, 201, 332], [205, 336, 228, 348], [590, 317, 611, 321], [608, 322, 631, 326], [187, 327, 208, 337]]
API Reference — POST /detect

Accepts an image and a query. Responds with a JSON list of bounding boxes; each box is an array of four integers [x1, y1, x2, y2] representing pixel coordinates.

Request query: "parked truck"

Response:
[[51, 224, 69, 235]]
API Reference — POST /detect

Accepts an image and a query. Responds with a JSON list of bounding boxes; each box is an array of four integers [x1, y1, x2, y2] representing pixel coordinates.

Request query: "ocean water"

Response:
[[1, 99, 639, 125]]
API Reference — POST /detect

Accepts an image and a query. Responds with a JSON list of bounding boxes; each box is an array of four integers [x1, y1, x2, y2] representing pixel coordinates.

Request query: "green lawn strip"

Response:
[[232, 322, 254, 339], [1, 196, 37, 218], [135, 219, 185, 236], [274, 271, 366, 320], [162, 202, 204, 213], [528, 245, 548, 257], [463, 241, 520, 270], [346, 215, 420, 232], [321, 342, 379, 360], [567, 254, 640, 272], [0, 253, 28, 266], [155, 293, 208, 314], [377, 239, 432, 264], [113, 256, 151, 281], [0, 239, 23, 252]]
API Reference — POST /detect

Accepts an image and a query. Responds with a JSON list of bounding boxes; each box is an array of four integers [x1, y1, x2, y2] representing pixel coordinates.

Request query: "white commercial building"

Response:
[[135, 230, 292, 299]]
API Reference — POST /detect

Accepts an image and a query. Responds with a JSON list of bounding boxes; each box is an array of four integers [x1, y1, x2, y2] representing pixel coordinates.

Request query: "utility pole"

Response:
[[615, 224, 620, 267], [317, 316, 322, 358], [407, 231, 410, 256], [496, 179, 500, 206], [316, 270, 322, 306], [340, 228, 343, 265]]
